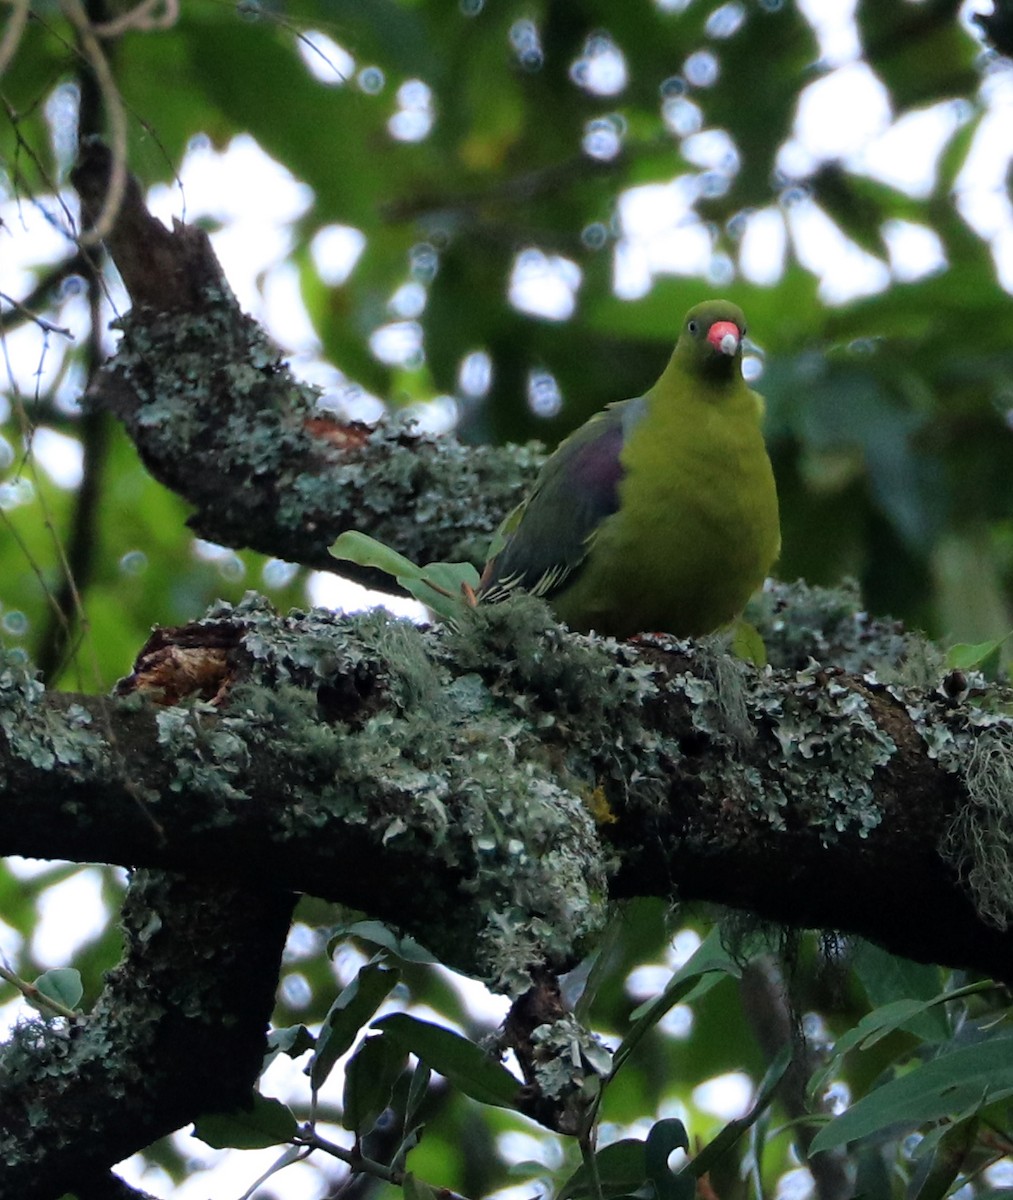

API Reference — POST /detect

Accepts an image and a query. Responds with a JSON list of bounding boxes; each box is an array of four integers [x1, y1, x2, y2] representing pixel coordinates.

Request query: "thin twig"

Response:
[[0, 0, 30, 78], [0, 290, 74, 338], [59, 0, 129, 246], [302, 1130, 478, 1200], [295, 1129, 402, 1183], [237, 1145, 312, 1200], [93, 0, 179, 37], [579, 1134, 605, 1200], [0, 96, 84, 241], [0, 331, 81, 652], [0, 250, 90, 335]]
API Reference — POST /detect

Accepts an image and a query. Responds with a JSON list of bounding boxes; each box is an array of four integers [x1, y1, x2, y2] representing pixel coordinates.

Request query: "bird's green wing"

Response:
[[479, 397, 645, 602]]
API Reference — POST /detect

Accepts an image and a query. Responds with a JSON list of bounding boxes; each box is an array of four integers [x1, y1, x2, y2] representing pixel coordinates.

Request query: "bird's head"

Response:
[[677, 300, 747, 377]]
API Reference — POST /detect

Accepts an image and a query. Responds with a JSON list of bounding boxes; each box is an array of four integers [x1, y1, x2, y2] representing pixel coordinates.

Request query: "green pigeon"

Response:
[[478, 300, 780, 638]]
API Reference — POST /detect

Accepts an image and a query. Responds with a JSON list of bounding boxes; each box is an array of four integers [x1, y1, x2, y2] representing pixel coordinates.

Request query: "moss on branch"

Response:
[[1, 583, 1013, 986], [85, 292, 543, 584], [0, 870, 295, 1195]]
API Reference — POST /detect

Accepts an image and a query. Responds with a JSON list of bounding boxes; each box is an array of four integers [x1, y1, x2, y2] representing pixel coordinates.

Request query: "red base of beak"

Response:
[[707, 320, 740, 354]]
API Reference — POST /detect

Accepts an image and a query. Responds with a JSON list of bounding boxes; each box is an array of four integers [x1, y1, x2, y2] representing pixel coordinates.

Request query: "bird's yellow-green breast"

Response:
[[480, 300, 780, 638]]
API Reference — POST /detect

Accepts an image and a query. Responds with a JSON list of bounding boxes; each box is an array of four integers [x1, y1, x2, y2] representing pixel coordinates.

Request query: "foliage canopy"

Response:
[[2, 2, 1013, 1198]]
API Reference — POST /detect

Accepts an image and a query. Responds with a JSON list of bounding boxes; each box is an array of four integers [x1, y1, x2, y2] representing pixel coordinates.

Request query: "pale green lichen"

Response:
[[667, 636, 756, 747], [444, 592, 661, 804], [945, 730, 1013, 929], [159, 594, 614, 993], [98, 295, 542, 570], [0, 1019, 78, 1154], [0, 651, 106, 776], [529, 1013, 613, 1132], [155, 706, 251, 801], [764, 669, 895, 839], [749, 578, 921, 675], [663, 647, 896, 841], [920, 688, 1013, 931]]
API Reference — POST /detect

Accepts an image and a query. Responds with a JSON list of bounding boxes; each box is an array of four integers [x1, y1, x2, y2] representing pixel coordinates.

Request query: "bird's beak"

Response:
[[707, 321, 740, 356]]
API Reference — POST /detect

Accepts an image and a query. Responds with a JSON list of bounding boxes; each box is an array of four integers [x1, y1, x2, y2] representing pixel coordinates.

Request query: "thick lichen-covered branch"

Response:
[[72, 141, 542, 586], [0, 869, 295, 1197], [1, 584, 1012, 987]]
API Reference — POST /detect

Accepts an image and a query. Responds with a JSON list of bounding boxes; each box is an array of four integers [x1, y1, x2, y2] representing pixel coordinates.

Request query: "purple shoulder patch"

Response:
[[570, 422, 624, 519]]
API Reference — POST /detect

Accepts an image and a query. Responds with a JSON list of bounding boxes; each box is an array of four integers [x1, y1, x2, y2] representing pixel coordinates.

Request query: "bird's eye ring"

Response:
[[687, 319, 699, 334]]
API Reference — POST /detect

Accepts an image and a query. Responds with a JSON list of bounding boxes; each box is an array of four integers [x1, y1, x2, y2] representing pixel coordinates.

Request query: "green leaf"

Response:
[[827, 998, 943, 1062], [329, 919, 438, 965], [194, 1094, 298, 1150], [731, 618, 768, 668], [403, 1172, 441, 1200], [811, 1035, 1013, 1153], [612, 926, 743, 1078], [371, 1013, 519, 1110], [405, 560, 481, 611], [330, 531, 426, 583], [908, 1113, 978, 1200], [310, 960, 399, 1093], [405, 1059, 432, 1130], [263, 1024, 315, 1074], [267, 1024, 316, 1056], [573, 907, 629, 1025], [809, 980, 994, 1098], [557, 1138, 649, 1200], [947, 637, 1008, 671], [560, 1110, 776, 1200], [34, 968, 83, 1012], [328, 531, 479, 621], [343, 1033, 405, 1135], [809, 165, 892, 260], [852, 942, 950, 1043], [744, 1107, 772, 1200], [854, 1143, 894, 1200], [684, 1045, 791, 1179], [646, 1119, 694, 1200], [394, 1124, 424, 1174]]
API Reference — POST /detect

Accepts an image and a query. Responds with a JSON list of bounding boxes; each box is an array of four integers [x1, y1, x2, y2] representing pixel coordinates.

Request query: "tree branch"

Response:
[[74, 1171, 164, 1200], [0, 869, 296, 1197], [70, 140, 542, 593], [0, 588, 1010, 991]]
